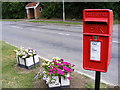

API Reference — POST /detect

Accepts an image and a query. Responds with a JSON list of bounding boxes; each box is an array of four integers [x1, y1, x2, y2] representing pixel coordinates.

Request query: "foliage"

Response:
[[41, 57, 75, 84], [2, 2, 120, 20], [41, 2, 63, 19], [41, 2, 120, 20], [2, 2, 28, 19], [14, 47, 37, 59]]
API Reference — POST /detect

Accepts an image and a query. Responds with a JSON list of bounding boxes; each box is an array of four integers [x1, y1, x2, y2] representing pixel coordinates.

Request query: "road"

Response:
[[2, 21, 119, 86]]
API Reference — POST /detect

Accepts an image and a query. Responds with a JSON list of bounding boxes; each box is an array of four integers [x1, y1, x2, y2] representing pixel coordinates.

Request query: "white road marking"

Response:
[[112, 41, 120, 44], [11, 26, 20, 28], [11, 26, 23, 29], [58, 33, 70, 36], [66, 34, 70, 36], [11, 25, 71, 36], [31, 29, 36, 30], [31, 29, 40, 32], [58, 33, 64, 35]]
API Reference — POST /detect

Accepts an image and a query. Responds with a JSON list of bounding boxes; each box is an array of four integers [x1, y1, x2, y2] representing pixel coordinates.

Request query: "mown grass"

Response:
[[28, 20, 82, 25], [1, 19, 119, 24], [114, 19, 120, 24], [1, 19, 22, 22], [1, 41, 109, 88], [1, 41, 35, 88]]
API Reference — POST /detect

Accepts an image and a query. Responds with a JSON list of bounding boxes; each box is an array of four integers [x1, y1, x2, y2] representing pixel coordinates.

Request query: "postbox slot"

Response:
[[84, 18, 108, 24], [85, 22, 107, 24]]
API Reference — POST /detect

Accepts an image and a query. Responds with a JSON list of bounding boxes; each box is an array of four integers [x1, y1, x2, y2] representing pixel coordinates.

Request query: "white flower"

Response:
[[46, 77, 50, 84], [52, 76, 57, 79], [51, 79, 55, 83], [25, 49, 28, 52], [43, 75, 47, 80], [43, 71, 46, 73], [28, 52, 32, 55], [52, 57, 61, 60]]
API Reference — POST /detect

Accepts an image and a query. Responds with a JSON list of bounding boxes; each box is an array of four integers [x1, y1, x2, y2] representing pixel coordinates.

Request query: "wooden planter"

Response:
[[47, 76, 61, 88], [60, 74, 70, 88], [45, 74, 70, 88], [16, 55, 40, 69]]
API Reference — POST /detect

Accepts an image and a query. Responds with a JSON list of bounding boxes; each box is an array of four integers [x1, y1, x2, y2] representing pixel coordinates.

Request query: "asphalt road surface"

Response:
[[2, 21, 119, 86]]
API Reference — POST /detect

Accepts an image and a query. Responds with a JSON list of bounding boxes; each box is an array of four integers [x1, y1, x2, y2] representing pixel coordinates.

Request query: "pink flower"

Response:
[[62, 62, 70, 65], [48, 72, 53, 74], [63, 66, 68, 70], [58, 59, 64, 62], [53, 67, 57, 70], [57, 69, 64, 75], [58, 71, 64, 75], [48, 66, 52, 68], [68, 77, 71, 80], [67, 68, 73, 72], [53, 71, 56, 74], [63, 66, 73, 72], [57, 69, 62, 72], [72, 64, 75, 67], [56, 63, 62, 66], [49, 69, 53, 71], [53, 60, 56, 62]]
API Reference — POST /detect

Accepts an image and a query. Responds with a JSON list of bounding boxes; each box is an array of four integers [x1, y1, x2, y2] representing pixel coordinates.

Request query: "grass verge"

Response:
[[0, 19, 23, 22], [1, 41, 110, 88], [28, 20, 82, 25], [114, 19, 120, 24], [1, 41, 37, 88]]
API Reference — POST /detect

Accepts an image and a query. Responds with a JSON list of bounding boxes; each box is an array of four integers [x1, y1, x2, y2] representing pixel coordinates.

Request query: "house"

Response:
[[25, 2, 43, 19]]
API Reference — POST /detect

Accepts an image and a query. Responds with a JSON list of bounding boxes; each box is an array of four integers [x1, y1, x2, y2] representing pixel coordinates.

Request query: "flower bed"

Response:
[[14, 47, 40, 69], [41, 57, 75, 88]]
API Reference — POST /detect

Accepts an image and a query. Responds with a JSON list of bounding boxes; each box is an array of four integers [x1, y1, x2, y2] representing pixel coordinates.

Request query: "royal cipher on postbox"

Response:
[[83, 9, 113, 72]]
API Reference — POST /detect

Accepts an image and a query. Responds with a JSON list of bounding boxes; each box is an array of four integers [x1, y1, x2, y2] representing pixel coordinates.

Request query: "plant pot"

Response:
[[60, 74, 70, 88], [16, 55, 40, 69], [48, 76, 60, 88]]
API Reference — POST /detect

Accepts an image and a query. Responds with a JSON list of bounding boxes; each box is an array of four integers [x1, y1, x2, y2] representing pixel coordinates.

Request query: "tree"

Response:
[[2, 2, 28, 19]]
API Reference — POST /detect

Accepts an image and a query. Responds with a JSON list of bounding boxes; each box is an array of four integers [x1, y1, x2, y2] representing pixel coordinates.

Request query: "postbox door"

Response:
[[83, 35, 112, 72]]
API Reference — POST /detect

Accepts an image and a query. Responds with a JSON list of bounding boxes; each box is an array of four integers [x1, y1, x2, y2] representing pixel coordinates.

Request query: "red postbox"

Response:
[[83, 9, 113, 72]]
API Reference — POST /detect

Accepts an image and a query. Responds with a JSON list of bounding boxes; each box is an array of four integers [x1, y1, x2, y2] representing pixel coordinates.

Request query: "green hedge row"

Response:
[[2, 2, 120, 20]]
